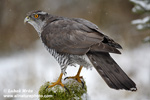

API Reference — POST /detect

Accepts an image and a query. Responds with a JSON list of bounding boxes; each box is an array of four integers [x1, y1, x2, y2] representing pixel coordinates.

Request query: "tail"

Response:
[[87, 52, 137, 91]]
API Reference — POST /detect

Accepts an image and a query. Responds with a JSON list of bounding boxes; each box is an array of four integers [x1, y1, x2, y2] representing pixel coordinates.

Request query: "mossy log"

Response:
[[38, 78, 88, 100]]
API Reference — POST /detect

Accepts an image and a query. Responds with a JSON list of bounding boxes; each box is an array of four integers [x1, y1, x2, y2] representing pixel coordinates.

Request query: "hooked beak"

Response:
[[24, 16, 30, 24]]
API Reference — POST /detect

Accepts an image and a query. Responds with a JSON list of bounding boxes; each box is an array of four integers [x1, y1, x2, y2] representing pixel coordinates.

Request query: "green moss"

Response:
[[38, 79, 87, 100]]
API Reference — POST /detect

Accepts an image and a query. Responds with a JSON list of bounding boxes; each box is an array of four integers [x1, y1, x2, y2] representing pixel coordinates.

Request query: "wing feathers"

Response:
[[41, 17, 122, 55], [90, 43, 121, 54]]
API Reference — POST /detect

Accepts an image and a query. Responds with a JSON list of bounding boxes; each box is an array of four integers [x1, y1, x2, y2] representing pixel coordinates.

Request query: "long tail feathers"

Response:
[[87, 52, 137, 91]]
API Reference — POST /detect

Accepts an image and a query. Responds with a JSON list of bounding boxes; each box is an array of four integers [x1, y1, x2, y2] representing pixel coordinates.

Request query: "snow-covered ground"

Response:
[[0, 40, 150, 100]]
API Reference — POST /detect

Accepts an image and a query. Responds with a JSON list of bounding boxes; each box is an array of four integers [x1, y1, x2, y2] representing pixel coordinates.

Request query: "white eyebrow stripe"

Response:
[[37, 11, 47, 15]]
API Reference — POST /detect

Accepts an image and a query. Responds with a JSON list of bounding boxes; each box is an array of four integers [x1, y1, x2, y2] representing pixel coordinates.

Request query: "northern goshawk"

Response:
[[24, 10, 137, 91]]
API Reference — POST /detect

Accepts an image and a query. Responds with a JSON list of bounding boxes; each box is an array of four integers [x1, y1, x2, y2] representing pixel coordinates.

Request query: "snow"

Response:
[[0, 40, 150, 100], [130, 0, 150, 30], [131, 17, 150, 30], [132, 17, 150, 24], [144, 36, 150, 42], [130, 0, 150, 12]]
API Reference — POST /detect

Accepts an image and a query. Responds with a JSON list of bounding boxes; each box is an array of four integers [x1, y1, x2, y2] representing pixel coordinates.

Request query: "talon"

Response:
[[47, 73, 65, 88], [64, 66, 83, 83], [64, 86, 70, 93], [45, 86, 48, 89], [64, 77, 69, 80], [81, 81, 85, 88]]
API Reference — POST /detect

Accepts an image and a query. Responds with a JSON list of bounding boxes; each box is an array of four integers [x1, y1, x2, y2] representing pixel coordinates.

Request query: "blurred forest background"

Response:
[[0, 0, 149, 100]]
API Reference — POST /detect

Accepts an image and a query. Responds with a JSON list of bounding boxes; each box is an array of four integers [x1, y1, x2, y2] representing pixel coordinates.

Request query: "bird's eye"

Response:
[[34, 14, 39, 18]]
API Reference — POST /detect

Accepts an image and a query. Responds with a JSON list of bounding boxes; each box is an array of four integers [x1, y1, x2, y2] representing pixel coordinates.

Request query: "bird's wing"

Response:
[[41, 18, 121, 55]]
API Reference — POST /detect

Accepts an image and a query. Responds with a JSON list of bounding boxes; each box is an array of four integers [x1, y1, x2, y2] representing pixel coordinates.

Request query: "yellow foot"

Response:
[[48, 73, 64, 88], [47, 73, 69, 92], [64, 66, 84, 87], [64, 75, 83, 83]]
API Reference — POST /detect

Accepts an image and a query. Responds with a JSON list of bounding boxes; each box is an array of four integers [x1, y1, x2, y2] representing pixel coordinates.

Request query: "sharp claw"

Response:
[[45, 86, 48, 89], [81, 81, 84, 88], [64, 77, 68, 80], [64, 86, 70, 93]]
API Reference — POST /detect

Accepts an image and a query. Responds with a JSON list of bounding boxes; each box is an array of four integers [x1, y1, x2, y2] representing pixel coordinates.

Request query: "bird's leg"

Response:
[[48, 73, 64, 88], [64, 66, 84, 85]]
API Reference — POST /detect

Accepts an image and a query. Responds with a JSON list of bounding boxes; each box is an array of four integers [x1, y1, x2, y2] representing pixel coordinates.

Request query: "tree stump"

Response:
[[39, 78, 88, 100]]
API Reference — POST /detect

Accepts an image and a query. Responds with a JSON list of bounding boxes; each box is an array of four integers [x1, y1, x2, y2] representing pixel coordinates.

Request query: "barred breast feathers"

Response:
[[44, 45, 93, 73], [47, 48, 70, 74]]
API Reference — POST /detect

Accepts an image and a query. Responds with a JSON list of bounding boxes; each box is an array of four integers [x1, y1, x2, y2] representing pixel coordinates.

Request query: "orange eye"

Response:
[[34, 14, 39, 18]]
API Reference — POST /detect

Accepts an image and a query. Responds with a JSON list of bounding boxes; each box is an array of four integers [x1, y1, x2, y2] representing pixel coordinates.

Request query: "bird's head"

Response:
[[24, 10, 49, 34]]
